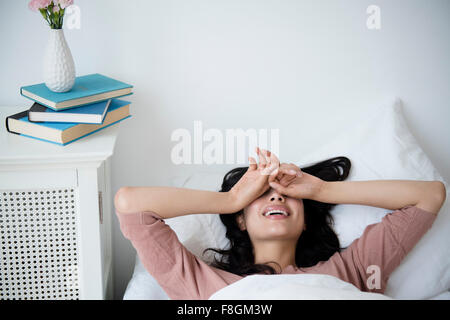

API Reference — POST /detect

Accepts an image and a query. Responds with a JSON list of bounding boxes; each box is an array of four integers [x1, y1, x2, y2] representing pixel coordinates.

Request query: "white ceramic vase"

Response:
[[43, 29, 76, 92]]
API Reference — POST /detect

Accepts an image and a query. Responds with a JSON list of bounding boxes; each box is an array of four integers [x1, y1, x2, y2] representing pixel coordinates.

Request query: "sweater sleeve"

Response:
[[336, 205, 436, 293], [115, 210, 242, 299]]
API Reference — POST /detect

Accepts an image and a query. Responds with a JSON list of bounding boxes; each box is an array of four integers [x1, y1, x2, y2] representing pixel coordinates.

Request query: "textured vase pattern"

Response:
[[43, 29, 76, 92]]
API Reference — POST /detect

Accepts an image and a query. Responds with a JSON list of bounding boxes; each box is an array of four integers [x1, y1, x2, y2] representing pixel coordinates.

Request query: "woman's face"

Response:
[[239, 188, 305, 242]]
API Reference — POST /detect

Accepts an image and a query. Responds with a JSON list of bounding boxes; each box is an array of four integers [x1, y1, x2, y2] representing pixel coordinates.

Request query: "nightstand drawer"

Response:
[[0, 169, 77, 189]]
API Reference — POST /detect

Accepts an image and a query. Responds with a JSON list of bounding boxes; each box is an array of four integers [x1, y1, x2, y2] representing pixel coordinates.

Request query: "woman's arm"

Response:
[[312, 180, 446, 214], [114, 186, 237, 218], [269, 166, 446, 213], [307, 179, 445, 292]]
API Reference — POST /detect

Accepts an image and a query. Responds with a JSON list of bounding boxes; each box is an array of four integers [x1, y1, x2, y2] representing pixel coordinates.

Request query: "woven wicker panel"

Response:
[[0, 189, 79, 300]]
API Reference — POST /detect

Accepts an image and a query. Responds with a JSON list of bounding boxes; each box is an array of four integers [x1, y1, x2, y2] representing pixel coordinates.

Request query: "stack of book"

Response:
[[5, 73, 133, 146]]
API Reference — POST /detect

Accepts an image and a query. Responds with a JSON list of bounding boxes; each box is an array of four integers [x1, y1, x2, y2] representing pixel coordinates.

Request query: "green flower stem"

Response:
[[38, 5, 66, 29], [39, 8, 51, 27], [61, 8, 66, 28]]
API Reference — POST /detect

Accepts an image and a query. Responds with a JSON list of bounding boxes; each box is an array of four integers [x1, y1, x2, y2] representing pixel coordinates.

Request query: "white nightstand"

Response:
[[0, 106, 119, 300]]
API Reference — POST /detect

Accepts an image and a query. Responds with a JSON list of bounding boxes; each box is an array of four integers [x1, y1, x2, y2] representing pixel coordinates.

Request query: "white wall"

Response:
[[1, 0, 449, 299]]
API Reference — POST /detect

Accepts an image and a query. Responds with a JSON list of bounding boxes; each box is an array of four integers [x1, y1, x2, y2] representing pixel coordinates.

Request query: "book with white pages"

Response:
[[6, 99, 131, 146], [28, 99, 111, 124]]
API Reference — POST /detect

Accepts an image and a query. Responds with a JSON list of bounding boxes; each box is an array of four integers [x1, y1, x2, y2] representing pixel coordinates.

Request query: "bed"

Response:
[[123, 98, 450, 300]]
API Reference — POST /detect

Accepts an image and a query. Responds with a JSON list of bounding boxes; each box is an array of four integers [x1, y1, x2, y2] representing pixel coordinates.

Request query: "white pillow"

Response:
[[124, 97, 449, 300], [296, 97, 448, 248]]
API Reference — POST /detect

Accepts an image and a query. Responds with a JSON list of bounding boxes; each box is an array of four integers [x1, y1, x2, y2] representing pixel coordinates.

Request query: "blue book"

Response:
[[28, 99, 111, 124], [6, 99, 131, 146], [20, 73, 133, 111]]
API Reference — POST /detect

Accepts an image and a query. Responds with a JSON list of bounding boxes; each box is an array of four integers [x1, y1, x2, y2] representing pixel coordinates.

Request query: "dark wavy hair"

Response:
[[205, 156, 351, 276]]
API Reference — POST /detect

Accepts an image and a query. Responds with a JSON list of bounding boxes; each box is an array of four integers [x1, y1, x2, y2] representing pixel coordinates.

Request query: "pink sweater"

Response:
[[116, 205, 436, 300]]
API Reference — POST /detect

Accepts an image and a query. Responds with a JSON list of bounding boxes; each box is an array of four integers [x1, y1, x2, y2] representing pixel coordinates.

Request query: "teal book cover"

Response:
[[20, 73, 133, 110]]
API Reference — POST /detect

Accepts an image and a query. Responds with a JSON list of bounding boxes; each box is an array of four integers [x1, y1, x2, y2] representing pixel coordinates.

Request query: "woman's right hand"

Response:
[[228, 147, 280, 212]]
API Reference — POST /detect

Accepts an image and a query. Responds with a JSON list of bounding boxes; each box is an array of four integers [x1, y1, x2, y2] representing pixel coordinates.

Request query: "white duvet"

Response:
[[123, 255, 450, 300], [209, 274, 392, 300]]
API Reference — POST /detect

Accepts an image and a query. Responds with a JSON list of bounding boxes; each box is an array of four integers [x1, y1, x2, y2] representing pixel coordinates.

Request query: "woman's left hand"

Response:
[[268, 165, 326, 200]]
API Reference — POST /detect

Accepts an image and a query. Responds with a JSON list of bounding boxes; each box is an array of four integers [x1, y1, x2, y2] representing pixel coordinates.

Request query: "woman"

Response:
[[115, 148, 446, 299]]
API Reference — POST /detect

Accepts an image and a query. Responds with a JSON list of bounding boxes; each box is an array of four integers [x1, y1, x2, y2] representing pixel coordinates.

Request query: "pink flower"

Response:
[[53, 0, 74, 9], [28, 0, 52, 12]]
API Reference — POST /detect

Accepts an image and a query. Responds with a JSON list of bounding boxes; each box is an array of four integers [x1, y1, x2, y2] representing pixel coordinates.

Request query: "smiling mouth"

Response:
[[262, 206, 290, 219], [264, 210, 289, 217]]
